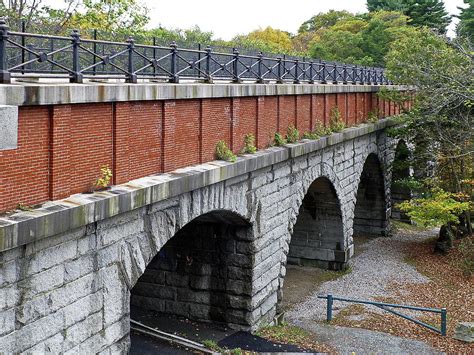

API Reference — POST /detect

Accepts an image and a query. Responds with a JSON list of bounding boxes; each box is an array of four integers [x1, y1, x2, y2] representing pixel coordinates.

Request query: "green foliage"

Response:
[[95, 166, 113, 189], [313, 121, 333, 136], [274, 132, 287, 146], [457, 0, 474, 39], [367, 0, 451, 33], [298, 10, 356, 33], [243, 133, 257, 154], [302, 131, 320, 140], [215, 140, 236, 162], [367, 109, 380, 123], [286, 125, 300, 143], [202, 339, 220, 351], [329, 107, 345, 132], [398, 188, 471, 228]]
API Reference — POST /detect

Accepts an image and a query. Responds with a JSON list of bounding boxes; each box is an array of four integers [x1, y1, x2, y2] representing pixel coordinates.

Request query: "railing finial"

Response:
[[0, 17, 11, 83]]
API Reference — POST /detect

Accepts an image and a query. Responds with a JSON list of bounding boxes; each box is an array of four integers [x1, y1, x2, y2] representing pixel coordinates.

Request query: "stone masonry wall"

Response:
[[0, 125, 398, 353]]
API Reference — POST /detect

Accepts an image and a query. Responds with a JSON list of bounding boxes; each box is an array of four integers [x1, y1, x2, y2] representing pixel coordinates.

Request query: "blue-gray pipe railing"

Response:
[[319, 294, 447, 336]]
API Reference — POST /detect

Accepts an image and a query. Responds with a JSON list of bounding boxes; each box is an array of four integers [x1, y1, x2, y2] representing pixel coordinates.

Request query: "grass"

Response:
[[256, 323, 335, 353], [202, 339, 246, 354], [391, 219, 430, 233]]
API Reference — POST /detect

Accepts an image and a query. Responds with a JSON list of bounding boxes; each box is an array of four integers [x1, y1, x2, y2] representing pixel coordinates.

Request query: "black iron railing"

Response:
[[0, 18, 392, 85]]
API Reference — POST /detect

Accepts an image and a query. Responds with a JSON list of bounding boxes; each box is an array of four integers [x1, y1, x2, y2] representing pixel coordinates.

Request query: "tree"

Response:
[[457, 0, 474, 39], [367, 0, 451, 33], [384, 28, 473, 238], [298, 10, 356, 33], [232, 27, 295, 54]]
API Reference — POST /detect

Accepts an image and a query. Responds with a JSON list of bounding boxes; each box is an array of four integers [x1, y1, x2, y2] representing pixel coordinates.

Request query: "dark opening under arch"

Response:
[[130, 210, 254, 329], [288, 176, 347, 270], [354, 153, 388, 237], [391, 140, 411, 222]]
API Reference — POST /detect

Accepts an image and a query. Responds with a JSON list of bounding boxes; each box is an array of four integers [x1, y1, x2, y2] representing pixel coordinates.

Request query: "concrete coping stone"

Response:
[[0, 82, 412, 106], [0, 118, 397, 252]]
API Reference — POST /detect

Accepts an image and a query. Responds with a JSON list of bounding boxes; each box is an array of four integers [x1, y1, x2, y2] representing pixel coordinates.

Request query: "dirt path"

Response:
[[282, 226, 444, 354]]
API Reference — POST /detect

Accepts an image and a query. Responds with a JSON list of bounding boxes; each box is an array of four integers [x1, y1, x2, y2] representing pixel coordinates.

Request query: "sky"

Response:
[[142, 0, 466, 39]]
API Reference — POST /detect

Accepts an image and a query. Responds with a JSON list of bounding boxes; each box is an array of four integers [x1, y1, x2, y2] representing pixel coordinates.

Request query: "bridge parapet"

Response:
[[0, 83, 411, 214]]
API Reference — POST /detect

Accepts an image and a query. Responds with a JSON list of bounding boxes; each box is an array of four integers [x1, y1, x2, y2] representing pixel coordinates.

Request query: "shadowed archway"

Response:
[[130, 210, 254, 329], [391, 140, 411, 222], [288, 176, 346, 271], [354, 153, 388, 237]]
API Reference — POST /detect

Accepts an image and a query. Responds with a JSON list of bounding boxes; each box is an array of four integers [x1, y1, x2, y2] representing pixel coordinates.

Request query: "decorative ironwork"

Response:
[[0, 18, 392, 85]]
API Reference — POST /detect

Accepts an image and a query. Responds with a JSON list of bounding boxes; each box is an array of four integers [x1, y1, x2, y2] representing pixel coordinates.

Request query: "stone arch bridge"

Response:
[[0, 82, 411, 352]]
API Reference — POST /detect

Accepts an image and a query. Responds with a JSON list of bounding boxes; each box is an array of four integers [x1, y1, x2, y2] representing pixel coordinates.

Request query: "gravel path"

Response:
[[285, 229, 442, 354]]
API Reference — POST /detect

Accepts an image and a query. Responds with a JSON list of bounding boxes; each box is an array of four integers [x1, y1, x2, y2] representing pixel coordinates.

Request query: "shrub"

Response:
[[286, 125, 300, 143], [367, 109, 380, 123], [302, 131, 320, 140], [95, 165, 113, 189], [313, 121, 332, 136], [274, 132, 287, 146], [243, 133, 257, 154], [215, 140, 236, 162], [329, 107, 345, 132]]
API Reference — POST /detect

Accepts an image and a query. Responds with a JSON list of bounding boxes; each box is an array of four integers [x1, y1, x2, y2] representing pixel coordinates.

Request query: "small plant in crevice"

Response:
[[367, 108, 380, 123], [329, 106, 345, 132], [17, 203, 33, 211], [286, 124, 300, 143], [302, 131, 320, 140], [313, 121, 332, 136], [274, 132, 287, 146], [243, 133, 257, 154], [94, 165, 113, 190], [215, 140, 237, 162]]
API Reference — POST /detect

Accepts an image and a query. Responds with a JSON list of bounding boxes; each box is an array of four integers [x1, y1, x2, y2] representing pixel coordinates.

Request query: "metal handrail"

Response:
[[0, 18, 392, 85], [318, 294, 447, 336]]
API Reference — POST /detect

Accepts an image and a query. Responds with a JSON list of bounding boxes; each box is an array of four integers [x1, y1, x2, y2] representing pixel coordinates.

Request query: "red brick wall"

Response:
[[0, 92, 404, 213], [232, 97, 257, 153], [0, 107, 50, 212], [69, 104, 114, 195]]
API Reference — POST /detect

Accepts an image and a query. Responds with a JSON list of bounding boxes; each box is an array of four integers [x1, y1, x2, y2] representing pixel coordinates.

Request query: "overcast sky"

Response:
[[142, 0, 466, 39]]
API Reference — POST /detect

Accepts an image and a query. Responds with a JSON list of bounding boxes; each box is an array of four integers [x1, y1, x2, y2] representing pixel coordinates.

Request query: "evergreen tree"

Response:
[[367, 0, 451, 33], [457, 0, 474, 39]]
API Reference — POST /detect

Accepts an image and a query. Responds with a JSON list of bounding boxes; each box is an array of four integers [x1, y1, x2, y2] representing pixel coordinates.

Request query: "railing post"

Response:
[[359, 66, 365, 85], [352, 65, 357, 85], [197, 43, 201, 79], [277, 56, 283, 83], [169, 41, 179, 83], [70, 29, 83, 83], [205, 46, 213, 83], [126, 37, 137, 83], [92, 29, 97, 76], [327, 294, 333, 322], [294, 59, 300, 84], [21, 20, 26, 75], [0, 18, 11, 83], [257, 51, 264, 83], [342, 64, 348, 84], [441, 308, 447, 336], [308, 61, 314, 84], [332, 63, 337, 84], [232, 48, 241, 83], [321, 61, 327, 84]]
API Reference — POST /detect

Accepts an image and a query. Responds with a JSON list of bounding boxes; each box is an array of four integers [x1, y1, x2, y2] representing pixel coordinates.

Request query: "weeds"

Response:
[[215, 140, 237, 162]]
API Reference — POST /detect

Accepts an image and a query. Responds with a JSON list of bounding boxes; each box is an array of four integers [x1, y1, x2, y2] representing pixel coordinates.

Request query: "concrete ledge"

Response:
[[0, 83, 411, 106], [0, 105, 18, 150], [0, 118, 396, 252]]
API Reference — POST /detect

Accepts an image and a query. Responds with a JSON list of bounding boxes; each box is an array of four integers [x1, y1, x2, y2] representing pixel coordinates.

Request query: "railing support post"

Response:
[[277, 57, 283, 83], [327, 294, 333, 322], [0, 18, 11, 83], [232, 48, 242, 83], [308, 61, 314, 84], [70, 29, 83, 83], [342, 65, 348, 84], [205, 46, 213, 83], [169, 41, 179, 83], [321, 62, 327, 84], [332, 63, 338, 84], [257, 51, 264, 83], [125, 37, 137, 83], [294, 59, 300, 84], [441, 308, 447, 336]]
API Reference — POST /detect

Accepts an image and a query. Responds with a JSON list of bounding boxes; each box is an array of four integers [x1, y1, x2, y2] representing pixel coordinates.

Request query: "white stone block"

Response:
[[0, 105, 18, 150]]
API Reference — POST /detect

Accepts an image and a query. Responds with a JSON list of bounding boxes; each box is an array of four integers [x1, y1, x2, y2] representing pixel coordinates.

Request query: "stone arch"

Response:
[[287, 173, 347, 271], [129, 209, 256, 330], [390, 140, 411, 222], [353, 153, 388, 237]]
